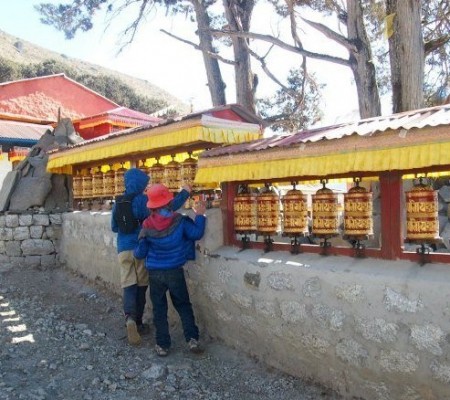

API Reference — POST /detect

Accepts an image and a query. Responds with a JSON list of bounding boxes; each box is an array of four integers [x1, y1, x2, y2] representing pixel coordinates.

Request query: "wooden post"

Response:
[[380, 171, 403, 259], [221, 182, 237, 246]]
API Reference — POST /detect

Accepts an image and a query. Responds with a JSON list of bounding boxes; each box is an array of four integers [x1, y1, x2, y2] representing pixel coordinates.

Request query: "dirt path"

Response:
[[0, 264, 341, 400]]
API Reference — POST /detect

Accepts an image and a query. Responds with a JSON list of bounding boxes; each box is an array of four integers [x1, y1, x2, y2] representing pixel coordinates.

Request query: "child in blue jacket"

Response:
[[135, 183, 206, 356]]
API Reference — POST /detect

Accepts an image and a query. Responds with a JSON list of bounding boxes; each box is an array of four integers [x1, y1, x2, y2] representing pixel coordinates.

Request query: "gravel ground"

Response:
[[0, 264, 342, 400]]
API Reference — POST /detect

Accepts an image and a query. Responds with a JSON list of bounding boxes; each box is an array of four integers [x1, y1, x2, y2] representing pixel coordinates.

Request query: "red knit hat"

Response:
[[146, 184, 174, 209]]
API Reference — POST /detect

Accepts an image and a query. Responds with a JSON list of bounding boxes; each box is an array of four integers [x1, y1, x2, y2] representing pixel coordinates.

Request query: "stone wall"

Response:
[[0, 212, 62, 269], [58, 209, 450, 400]]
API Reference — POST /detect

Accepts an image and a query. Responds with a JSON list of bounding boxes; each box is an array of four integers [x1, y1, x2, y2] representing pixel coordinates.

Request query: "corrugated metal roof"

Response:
[[201, 104, 450, 158], [0, 119, 51, 140]]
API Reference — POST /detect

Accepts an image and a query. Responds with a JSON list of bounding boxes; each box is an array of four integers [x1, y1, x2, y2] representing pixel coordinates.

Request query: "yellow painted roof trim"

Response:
[[47, 124, 261, 174], [195, 140, 450, 183]]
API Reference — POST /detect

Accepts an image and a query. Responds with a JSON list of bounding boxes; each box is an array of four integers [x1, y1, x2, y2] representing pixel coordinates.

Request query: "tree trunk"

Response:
[[223, 0, 256, 113], [346, 0, 381, 118], [191, 0, 227, 106], [386, 0, 424, 113]]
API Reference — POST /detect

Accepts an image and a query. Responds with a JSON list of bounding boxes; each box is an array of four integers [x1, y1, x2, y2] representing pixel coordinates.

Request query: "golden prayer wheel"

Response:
[[405, 178, 439, 243], [164, 155, 181, 192], [103, 166, 115, 198], [92, 167, 104, 197], [312, 181, 339, 237], [72, 172, 83, 199], [81, 171, 93, 199], [181, 154, 198, 189], [344, 179, 373, 240], [234, 185, 258, 233], [149, 158, 164, 185], [256, 184, 280, 235], [282, 184, 308, 236], [114, 165, 127, 196]]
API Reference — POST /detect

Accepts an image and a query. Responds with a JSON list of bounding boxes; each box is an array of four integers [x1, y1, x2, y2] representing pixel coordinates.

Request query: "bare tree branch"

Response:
[[160, 29, 236, 65], [300, 17, 357, 52], [209, 29, 350, 67], [425, 35, 450, 55]]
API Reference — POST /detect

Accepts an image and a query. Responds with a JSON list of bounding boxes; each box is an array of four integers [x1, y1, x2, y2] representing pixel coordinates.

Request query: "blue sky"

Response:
[[0, 0, 361, 124]]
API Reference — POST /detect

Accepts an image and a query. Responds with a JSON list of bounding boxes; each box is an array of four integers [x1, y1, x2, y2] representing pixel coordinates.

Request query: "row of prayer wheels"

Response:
[[72, 154, 199, 199], [234, 180, 374, 240], [234, 177, 440, 245]]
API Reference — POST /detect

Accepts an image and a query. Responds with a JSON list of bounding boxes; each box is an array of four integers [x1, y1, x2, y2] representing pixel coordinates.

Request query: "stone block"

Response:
[[21, 239, 54, 256], [19, 214, 33, 226], [13, 226, 30, 241], [0, 228, 13, 241], [0, 215, 6, 227], [5, 214, 19, 228], [32, 214, 50, 226], [49, 213, 63, 225], [30, 225, 43, 239], [5, 241, 21, 257], [43, 226, 62, 240]]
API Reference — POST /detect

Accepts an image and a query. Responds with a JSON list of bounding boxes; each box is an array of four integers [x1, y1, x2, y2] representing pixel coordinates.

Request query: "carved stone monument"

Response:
[[0, 118, 84, 212]]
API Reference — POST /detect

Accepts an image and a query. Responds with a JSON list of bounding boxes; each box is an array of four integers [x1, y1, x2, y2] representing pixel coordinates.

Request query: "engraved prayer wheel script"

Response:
[[72, 173, 83, 199], [257, 185, 280, 235], [164, 156, 181, 192], [405, 179, 439, 243], [149, 159, 164, 185], [344, 181, 373, 239], [92, 167, 104, 197], [234, 187, 258, 233], [282, 186, 308, 236], [312, 183, 339, 237], [114, 166, 127, 196], [103, 167, 115, 198]]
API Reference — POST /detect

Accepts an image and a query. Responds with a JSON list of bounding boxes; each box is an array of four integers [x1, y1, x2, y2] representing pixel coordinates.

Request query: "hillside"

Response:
[[0, 29, 189, 114]]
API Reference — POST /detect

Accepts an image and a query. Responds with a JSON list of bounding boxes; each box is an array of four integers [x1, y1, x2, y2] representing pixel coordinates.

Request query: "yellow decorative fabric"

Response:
[[195, 141, 450, 184], [47, 126, 260, 174]]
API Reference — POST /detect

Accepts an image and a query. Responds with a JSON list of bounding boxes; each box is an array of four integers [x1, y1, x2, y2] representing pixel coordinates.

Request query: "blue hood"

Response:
[[124, 168, 149, 196]]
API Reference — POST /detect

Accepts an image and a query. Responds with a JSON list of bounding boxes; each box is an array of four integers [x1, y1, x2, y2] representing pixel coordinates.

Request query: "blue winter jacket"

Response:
[[111, 168, 189, 253], [134, 212, 206, 270]]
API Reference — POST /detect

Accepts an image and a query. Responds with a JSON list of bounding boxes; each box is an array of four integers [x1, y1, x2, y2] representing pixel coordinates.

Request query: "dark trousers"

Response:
[[123, 284, 147, 325], [149, 268, 199, 349]]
